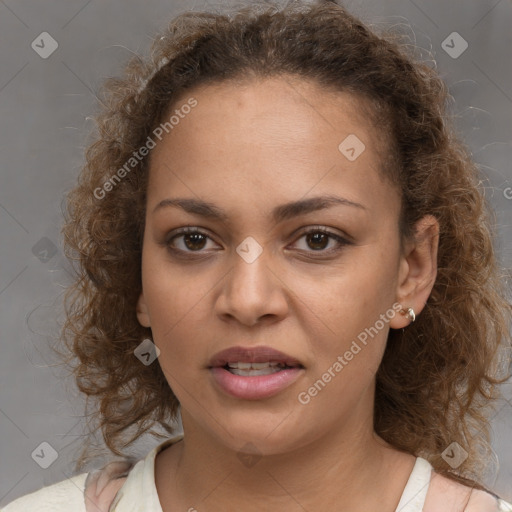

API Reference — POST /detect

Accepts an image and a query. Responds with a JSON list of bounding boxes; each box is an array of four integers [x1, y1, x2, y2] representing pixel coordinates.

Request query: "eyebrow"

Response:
[[153, 195, 367, 223]]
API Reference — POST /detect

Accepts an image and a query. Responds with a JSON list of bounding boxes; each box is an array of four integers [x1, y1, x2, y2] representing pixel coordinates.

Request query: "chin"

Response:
[[204, 407, 311, 455]]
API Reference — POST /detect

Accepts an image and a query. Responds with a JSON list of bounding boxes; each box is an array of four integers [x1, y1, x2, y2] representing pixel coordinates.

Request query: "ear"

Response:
[[389, 214, 439, 329], [136, 291, 151, 328]]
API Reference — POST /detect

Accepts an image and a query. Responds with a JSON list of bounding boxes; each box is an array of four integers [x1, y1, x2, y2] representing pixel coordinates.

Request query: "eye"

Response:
[[290, 226, 352, 255], [165, 227, 219, 254], [164, 225, 352, 258]]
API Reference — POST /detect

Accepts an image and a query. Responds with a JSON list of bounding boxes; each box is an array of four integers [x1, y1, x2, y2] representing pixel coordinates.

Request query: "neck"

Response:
[[155, 404, 415, 511]]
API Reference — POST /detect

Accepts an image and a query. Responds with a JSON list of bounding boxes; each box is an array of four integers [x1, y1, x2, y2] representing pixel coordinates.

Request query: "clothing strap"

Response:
[[84, 460, 135, 512], [395, 457, 432, 512]]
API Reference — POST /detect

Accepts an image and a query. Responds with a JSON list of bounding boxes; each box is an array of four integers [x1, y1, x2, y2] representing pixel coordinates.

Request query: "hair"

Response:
[[58, 0, 511, 490]]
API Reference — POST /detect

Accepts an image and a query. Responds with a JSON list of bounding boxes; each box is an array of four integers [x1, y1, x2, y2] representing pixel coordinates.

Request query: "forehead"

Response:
[[153, 75, 384, 155], [146, 76, 398, 220]]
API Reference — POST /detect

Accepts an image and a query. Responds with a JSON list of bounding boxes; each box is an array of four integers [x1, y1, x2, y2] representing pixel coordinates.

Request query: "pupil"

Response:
[[185, 233, 206, 250], [307, 232, 328, 250]]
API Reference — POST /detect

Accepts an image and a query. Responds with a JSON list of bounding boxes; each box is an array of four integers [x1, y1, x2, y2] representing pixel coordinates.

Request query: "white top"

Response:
[[2, 435, 511, 512], [395, 457, 432, 511]]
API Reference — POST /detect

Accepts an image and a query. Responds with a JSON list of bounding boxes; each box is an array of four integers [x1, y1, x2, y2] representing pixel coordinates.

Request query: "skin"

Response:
[[136, 75, 440, 512]]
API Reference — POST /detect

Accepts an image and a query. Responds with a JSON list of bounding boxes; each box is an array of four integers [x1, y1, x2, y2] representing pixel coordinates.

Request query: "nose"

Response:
[[214, 247, 289, 327]]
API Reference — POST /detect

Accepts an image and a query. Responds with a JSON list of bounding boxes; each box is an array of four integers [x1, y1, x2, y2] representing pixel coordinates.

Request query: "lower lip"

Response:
[[210, 367, 304, 400]]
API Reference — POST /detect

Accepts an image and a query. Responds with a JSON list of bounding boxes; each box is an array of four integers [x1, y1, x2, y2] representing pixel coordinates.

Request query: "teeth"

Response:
[[252, 362, 278, 370], [227, 361, 281, 369], [229, 366, 282, 376], [224, 361, 295, 376]]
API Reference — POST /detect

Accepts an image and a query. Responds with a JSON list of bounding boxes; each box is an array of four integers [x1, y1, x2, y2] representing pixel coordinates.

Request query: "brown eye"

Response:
[[182, 232, 208, 251], [166, 228, 218, 253], [305, 232, 330, 251], [291, 227, 352, 255]]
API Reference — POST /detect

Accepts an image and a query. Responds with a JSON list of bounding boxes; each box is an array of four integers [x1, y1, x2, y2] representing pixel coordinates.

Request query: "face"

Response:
[[136, 76, 409, 455]]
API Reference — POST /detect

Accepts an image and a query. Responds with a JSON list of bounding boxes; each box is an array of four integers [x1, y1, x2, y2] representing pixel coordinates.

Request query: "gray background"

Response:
[[0, 0, 511, 506]]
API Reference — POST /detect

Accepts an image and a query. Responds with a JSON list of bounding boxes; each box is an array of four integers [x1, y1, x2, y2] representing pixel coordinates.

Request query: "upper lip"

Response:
[[209, 345, 304, 368]]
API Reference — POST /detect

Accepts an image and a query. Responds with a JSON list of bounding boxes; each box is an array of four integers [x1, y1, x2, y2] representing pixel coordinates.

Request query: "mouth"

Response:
[[208, 345, 304, 372], [208, 346, 305, 400]]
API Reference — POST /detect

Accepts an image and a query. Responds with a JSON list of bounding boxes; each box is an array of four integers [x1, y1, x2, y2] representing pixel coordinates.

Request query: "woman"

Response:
[[3, 1, 511, 510]]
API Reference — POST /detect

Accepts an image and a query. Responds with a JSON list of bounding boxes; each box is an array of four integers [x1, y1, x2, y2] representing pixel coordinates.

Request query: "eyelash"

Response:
[[164, 226, 352, 258]]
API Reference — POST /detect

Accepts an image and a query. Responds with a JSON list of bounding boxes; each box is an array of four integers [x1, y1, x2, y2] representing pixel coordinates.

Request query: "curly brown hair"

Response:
[[58, 0, 511, 489]]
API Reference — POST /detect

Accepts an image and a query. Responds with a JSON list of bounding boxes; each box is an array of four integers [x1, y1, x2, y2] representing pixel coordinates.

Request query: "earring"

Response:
[[399, 307, 416, 323]]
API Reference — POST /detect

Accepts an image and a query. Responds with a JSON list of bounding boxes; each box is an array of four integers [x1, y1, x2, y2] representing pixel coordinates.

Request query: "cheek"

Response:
[[297, 248, 398, 368], [306, 251, 397, 322], [141, 252, 211, 353]]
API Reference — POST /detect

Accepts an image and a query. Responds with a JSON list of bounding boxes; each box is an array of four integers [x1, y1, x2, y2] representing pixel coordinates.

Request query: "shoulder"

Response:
[[1, 472, 88, 512], [424, 471, 512, 512], [1, 437, 180, 512], [1, 459, 136, 512]]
